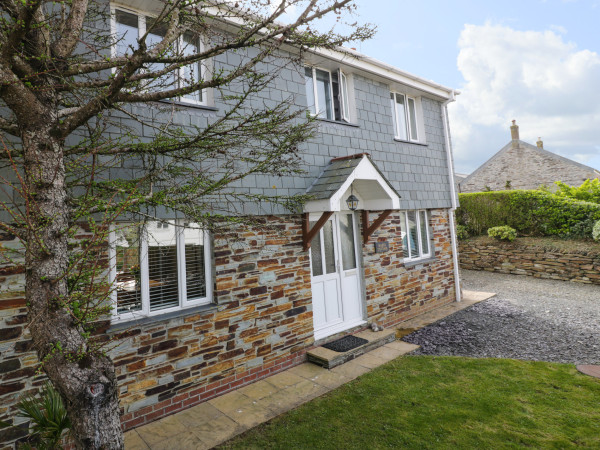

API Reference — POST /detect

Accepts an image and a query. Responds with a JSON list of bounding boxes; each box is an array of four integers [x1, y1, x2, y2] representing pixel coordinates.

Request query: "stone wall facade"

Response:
[[459, 237, 600, 284], [363, 209, 457, 327], [459, 141, 600, 193], [0, 209, 458, 448]]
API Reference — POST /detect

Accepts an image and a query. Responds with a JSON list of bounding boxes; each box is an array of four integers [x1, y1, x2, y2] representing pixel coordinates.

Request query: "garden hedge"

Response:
[[456, 190, 600, 239]]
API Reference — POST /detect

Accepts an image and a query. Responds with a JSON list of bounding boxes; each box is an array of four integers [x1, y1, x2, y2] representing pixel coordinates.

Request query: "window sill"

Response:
[[403, 256, 436, 268], [158, 99, 218, 112], [393, 138, 428, 147], [316, 117, 360, 128], [107, 302, 218, 333]]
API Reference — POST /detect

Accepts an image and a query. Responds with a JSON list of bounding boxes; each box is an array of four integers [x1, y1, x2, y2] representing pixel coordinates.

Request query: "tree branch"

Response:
[[51, 0, 89, 60]]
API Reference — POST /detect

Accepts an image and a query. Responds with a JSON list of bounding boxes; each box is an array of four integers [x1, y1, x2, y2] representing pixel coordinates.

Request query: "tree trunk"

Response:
[[23, 125, 123, 449]]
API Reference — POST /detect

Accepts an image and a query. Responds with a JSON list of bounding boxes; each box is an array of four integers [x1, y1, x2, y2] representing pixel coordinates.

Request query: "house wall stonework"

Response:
[[0, 209, 458, 447], [363, 209, 456, 327], [459, 142, 600, 193]]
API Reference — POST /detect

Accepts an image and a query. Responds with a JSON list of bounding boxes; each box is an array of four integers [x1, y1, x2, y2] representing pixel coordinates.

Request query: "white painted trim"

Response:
[[111, 4, 208, 106], [309, 46, 457, 100], [401, 210, 432, 261], [110, 221, 212, 323], [304, 156, 401, 213]]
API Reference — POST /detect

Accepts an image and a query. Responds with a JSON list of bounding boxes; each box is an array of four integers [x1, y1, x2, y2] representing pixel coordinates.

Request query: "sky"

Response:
[[330, 0, 600, 176]]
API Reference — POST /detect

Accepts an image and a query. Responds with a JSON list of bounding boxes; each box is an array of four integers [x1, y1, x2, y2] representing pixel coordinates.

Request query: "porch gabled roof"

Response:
[[304, 153, 401, 213]]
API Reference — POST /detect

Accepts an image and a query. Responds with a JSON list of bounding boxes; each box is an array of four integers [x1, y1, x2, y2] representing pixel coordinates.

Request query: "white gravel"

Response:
[[404, 270, 600, 364]]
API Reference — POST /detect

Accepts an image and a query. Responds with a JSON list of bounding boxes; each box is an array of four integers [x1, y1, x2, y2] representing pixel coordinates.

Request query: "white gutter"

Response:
[[310, 47, 458, 100], [441, 91, 462, 302]]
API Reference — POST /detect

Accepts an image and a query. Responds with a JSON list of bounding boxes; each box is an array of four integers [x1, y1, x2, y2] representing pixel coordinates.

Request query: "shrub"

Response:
[[456, 224, 469, 240], [593, 220, 600, 242], [488, 226, 517, 241], [456, 190, 600, 239], [555, 179, 600, 204], [16, 383, 71, 449]]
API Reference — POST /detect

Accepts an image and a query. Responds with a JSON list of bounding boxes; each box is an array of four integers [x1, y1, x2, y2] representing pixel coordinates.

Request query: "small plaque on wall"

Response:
[[374, 241, 389, 253]]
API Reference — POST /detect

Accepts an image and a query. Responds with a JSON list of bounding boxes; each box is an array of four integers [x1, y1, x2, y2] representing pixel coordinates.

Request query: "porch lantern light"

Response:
[[346, 184, 359, 211]]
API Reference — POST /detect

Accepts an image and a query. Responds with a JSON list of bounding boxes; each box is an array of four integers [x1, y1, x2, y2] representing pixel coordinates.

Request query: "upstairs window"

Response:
[[305, 67, 350, 122], [391, 92, 419, 142], [113, 8, 206, 105], [400, 210, 431, 260], [110, 221, 212, 321]]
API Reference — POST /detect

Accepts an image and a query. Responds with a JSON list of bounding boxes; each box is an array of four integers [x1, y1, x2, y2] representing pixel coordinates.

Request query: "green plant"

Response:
[[456, 190, 600, 239], [593, 220, 600, 242], [555, 179, 600, 204], [17, 383, 71, 450], [456, 224, 469, 240], [487, 226, 517, 241]]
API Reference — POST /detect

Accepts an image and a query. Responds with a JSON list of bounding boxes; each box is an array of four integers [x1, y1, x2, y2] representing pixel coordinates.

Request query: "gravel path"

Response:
[[404, 270, 600, 364]]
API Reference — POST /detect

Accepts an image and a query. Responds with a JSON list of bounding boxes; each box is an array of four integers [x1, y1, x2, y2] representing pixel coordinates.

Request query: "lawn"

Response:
[[220, 356, 600, 449]]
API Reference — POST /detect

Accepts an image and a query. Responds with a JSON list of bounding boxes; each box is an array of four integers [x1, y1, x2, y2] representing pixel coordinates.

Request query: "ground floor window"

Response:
[[400, 210, 431, 260], [110, 221, 212, 320]]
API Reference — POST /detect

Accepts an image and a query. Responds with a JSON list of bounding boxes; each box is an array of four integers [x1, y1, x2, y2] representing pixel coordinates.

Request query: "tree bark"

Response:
[[23, 124, 123, 449]]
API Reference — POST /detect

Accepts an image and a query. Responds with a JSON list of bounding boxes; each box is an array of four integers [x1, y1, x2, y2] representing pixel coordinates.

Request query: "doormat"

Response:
[[323, 335, 368, 353]]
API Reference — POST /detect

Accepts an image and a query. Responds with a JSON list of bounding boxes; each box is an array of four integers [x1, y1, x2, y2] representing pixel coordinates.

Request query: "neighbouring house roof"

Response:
[[304, 153, 401, 213], [459, 139, 600, 188]]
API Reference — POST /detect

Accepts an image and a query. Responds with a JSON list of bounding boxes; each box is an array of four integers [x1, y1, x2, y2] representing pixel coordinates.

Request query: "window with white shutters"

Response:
[[110, 221, 212, 321]]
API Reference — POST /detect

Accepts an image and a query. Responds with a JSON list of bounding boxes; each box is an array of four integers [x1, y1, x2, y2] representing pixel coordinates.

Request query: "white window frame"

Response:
[[400, 210, 432, 261], [109, 221, 213, 322], [305, 66, 350, 122], [391, 92, 419, 142], [339, 70, 350, 122], [111, 5, 208, 106]]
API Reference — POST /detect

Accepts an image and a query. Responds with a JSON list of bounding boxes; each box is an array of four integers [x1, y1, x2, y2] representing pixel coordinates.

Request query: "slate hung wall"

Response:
[[0, 6, 459, 446]]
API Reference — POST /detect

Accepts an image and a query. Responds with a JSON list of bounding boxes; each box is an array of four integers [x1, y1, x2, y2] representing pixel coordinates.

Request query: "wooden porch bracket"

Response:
[[361, 209, 393, 244], [302, 211, 334, 251]]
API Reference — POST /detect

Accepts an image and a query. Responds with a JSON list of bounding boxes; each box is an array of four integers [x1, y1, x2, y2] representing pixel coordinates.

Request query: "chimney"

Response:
[[510, 120, 520, 148], [536, 137, 543, 149], [510, 120, 520, 140]]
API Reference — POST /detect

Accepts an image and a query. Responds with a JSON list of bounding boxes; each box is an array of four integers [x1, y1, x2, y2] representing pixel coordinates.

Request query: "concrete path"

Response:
[[124, 291, 492, 449]]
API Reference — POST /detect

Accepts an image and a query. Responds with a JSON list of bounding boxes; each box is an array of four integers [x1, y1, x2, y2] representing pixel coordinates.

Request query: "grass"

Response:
[[220, 356, 600, 449]]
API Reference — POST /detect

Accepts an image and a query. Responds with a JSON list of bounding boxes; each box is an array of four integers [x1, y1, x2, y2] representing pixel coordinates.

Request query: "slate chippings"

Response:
[[403, 270, 600, 365]]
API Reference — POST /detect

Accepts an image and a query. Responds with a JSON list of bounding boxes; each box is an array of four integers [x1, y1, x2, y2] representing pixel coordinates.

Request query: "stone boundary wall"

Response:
[[459, 237, 600, 284]]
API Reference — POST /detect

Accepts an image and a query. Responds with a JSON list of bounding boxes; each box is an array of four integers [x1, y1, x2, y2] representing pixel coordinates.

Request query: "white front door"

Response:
[[310, 212, 364, 340]]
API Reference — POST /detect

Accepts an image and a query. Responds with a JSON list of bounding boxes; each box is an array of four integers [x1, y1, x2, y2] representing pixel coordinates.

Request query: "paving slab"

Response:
[[124, 430, 149, 450], [257, 380, 328, 415], [136, 414, 188, 447], [353, 353, 388, 369], [263, 370, 306, 390], [236, 379, 279, 400], [330, 360, 371, 380], [209, 391, 275, 429], [385, 341, 420, 353], [191, 415, 242, 449], [576, 365, 600, 379], [174, 401, 223, 428], [150, 431, 207, 450]]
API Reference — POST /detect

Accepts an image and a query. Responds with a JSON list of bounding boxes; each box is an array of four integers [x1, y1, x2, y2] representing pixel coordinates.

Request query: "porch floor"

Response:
[[124, 290, 494, 449]]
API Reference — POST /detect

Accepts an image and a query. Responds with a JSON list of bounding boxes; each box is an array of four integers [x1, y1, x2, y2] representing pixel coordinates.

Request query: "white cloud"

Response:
[[449, 23, 600, 174]]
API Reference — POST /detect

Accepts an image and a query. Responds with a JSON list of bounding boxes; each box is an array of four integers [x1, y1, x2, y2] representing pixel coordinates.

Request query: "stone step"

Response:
[[307, 328, 397, 369]]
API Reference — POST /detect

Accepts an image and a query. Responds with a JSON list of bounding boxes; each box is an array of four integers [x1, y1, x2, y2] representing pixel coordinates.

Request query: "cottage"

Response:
[[459, 121, 600, 193], [0, 3, 461, 446]]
